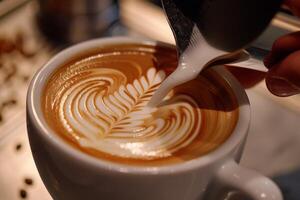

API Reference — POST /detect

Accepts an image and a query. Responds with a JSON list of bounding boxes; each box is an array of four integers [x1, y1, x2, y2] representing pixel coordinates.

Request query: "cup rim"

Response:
[[27, 37, 250, 175]]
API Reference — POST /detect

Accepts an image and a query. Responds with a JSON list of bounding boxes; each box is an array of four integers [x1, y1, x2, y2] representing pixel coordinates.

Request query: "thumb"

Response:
[[266, 50, 300, 96], [284, 0, 300, 17]]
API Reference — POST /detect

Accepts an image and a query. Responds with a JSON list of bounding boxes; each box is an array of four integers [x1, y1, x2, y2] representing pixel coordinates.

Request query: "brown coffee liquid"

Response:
[[42, 43, 239, 166]]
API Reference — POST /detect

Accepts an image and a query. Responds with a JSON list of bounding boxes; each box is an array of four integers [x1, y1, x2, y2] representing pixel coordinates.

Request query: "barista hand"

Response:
[[263, 0, 300, 96], [227, 0, 300, 96]]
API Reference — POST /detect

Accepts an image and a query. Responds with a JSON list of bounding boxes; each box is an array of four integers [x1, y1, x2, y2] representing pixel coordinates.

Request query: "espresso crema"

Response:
[[43, 43, 239, 166]]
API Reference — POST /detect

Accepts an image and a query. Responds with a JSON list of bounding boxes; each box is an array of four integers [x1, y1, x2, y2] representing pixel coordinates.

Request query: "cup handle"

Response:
[[204, 160, 283, 200]]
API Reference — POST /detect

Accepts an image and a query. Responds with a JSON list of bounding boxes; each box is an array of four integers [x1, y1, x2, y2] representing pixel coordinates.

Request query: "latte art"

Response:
[[43, 44, 239, 165], [59, 65, 200, 159]]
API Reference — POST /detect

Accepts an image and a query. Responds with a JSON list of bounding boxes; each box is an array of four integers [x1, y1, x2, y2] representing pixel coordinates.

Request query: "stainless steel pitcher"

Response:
[[36, 0, 119, 44]]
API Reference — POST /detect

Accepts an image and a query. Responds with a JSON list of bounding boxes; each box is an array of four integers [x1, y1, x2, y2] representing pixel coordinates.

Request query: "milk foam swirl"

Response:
[[43, 45, 238, 164], [58, 65, 201, 159]]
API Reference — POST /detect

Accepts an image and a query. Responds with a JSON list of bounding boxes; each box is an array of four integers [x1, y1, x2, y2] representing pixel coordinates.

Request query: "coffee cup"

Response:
[[26, 37, 282, 200]]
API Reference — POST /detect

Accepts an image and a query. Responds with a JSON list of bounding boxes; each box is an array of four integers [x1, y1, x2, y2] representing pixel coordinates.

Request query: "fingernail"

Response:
[[263, 53, 272, 68], [263, 52, 278, 69], [266, 76, 300, 97]]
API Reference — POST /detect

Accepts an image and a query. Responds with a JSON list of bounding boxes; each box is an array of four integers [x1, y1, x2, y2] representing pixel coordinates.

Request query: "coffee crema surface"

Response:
[[43, 43, 239, 166]]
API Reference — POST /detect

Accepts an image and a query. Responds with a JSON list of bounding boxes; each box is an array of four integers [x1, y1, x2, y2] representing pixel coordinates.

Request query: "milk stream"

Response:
[[148, 26, 227, 107]]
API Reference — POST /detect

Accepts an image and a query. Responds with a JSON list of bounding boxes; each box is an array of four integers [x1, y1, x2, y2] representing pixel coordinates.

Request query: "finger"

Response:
[[264, 31, 300, 68], [266, 50, 300, 96], [284, 0, 300, 17], [226, 66, 266, 89]]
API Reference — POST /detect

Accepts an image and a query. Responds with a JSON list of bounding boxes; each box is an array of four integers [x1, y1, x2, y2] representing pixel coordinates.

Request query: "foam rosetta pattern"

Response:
[[51, 59, 201, 159]]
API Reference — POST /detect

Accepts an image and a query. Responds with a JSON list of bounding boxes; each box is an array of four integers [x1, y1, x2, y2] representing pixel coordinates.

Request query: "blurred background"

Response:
[[0, 0, 299, 199]]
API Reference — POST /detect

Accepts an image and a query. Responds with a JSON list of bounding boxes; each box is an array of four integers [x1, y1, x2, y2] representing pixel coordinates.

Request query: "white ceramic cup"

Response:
[[26, 37, 283, 200]]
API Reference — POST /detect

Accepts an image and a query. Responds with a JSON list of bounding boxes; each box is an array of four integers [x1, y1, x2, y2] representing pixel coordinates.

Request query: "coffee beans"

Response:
[[24, 178, 33, 186], [19, 189, 27, 199]]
